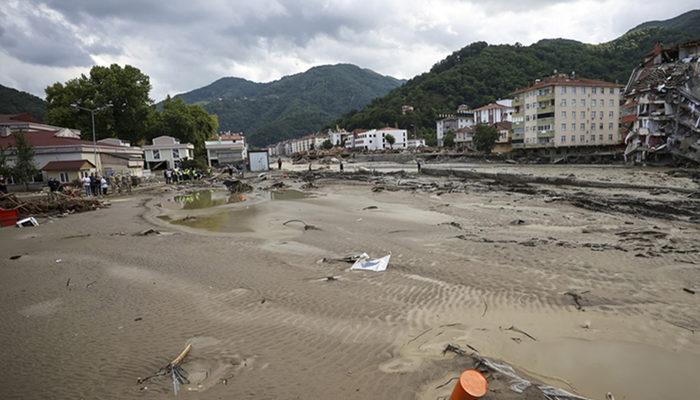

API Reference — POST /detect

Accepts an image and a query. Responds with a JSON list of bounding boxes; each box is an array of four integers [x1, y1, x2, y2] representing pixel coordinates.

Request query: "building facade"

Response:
[[473, 100, 514, 124], [344, 128, 407, 150], [511, 75, 622, 150], [205, 133, 247, 166], [142, 136, 195, 170], [436, 112, 475, 146]]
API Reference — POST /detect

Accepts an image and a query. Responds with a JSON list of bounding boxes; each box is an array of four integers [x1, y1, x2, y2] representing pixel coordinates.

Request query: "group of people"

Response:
[[81, 173, 109, 197], [163, 168, 205, 184]]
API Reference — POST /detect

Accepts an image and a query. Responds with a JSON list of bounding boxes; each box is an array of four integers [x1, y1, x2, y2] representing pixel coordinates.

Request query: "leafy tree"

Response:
[[385, 134, 395, 149], [45, 64, 153, 143], [443, 130, 455, 148], [146, 97, 218, 160], [320, 139, 333, 150], [473, 124, 499, 153], [12, 133, 37, 190]]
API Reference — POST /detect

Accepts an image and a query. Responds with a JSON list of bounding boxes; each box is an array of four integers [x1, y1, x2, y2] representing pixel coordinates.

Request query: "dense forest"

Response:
[[0, 84, 47, 121], [333, 10, 700, 143], [171, 64, 404, 146]]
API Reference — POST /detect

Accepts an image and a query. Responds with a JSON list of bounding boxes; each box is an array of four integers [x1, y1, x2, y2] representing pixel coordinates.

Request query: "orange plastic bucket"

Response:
[[450, 369, 488, 400]]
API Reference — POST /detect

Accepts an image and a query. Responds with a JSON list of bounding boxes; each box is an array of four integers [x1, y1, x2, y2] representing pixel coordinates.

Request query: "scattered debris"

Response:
[[282, 219, 320, 231], [86, 280, 97, 288], [134, 317, 143, 322], [9, 255, 21, 260], [362, 205, 379, 210], [438, 221, 463, 230], [137, 343, 192, 395], [683, 288, 696, 295], [504, 326, 537, 341], [62, 233, 91, 239], [55, 259, 62, 263], [16, 217, 39, 227], [66, 278, 71, 287], [564, 291, 590, 311], [509, 219, 526, 225], [1, 193, 106, 217], [350, 253, 391, 272], [223, 179, 253, 193], [136, 228, 161, 236]]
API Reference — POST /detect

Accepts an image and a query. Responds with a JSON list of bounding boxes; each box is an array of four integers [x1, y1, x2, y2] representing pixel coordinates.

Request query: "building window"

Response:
[[599, 134, 603, 141], [592, 99, 597, 107], [608, 122, 613, 129], [560, 87, 566, 94], [572, 99, 577, 106], [152, 149, 160, 160], [599, 112, 603, 120], [609, 134, 613, 141], [172, 149, 180, 159], [571, 135, 576, 142], [59, 172, 69, 183], [580, 135, 585, 142], [561, 123, 567, 131], [560, 136, 566, 143], [599, 123, 604, 130], [591, 134, 596, 141], [561, 111, 567, 118], [581, 87, 586, 94], [572, 123, 577, 131], [591, 124, 596, 131], [580, 123, 585, 130], [572, 87, 577, 94], [581, 99, 586, 106], [591, 111, 596, 119], [592, 87, 597, 94], [580, 111, 585, 119], [609, 111, 614, 118], [560, 99, 567, 107], [609, 88, 615, 94], [609, 99, 614, 107]]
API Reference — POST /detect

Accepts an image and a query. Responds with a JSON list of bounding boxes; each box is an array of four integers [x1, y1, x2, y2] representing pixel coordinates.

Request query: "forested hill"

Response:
[[0, 84, 46, 121], [334, 10, 700, 142], [171, 64, 404, 146]]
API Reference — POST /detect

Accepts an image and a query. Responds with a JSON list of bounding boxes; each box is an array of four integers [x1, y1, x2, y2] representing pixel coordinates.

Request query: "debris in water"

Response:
[[137, 343, 192, 395]]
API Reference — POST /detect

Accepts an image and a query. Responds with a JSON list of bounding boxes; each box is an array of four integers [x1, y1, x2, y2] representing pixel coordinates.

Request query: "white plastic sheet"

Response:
[[350, 254, 390, 272]]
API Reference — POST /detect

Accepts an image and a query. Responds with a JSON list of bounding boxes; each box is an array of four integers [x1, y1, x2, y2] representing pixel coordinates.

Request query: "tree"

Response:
[[385, 134, 395, 149], [320, 139, 333, 150], [473, 124, 499, 153], [45, 64, 153, 143], [443, 130, 455, 148], [146, 97, 218, 160], [12, 133, 37, 191]]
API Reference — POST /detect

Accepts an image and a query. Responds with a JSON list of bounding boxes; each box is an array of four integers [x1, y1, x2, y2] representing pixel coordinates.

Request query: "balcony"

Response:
[[537, 130, 555, 138]]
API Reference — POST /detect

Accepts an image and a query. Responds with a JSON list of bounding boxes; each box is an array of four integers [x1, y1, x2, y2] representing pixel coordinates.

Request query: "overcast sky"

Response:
[[1, 0, 697, 101]]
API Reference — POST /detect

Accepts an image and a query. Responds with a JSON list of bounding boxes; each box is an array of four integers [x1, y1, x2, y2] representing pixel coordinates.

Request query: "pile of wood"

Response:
[[0, 193, 107, 217]]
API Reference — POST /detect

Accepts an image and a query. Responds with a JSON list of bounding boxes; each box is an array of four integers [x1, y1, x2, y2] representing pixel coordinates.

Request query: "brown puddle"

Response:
[[158, 189, 311, 233], [507, 338, 700, 400]]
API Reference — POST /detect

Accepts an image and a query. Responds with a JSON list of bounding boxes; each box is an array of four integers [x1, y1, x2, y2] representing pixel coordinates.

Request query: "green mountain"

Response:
[[335, 10, 700, 144], [0, 84, 46, 121], [171, 64, 404, 146]]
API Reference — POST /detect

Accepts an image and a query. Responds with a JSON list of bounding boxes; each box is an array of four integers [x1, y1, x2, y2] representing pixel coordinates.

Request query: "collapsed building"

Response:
[[623, 40, 700, 163]]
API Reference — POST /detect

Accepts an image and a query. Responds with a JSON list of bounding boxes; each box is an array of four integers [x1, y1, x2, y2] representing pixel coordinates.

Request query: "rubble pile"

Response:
[[624, 40, 700, 163], [0, 193, 106, 217]]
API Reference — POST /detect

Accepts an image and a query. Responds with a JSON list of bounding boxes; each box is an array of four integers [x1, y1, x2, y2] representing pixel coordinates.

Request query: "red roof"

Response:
[[42, 160, 96, 171], [0, 113, 36, 123], [512, 76, 622, 95], [0, 130, 118, 149]]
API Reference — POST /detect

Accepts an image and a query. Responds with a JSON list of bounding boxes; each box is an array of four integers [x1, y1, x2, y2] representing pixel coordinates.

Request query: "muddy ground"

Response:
[[1, 163, 699, 400]]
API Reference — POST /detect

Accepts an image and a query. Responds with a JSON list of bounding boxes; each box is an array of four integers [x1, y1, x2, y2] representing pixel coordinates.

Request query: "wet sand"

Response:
[[1, 164, 699, 399]]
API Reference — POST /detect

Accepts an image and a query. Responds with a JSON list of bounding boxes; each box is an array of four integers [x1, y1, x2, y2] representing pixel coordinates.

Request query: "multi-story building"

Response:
[[511, 74, 622, 150], [436, 111, 474, 147], [344, 128, 408, 151], [142, 136, 195, 170], [473, 100, 514, 124], [205, 133, 247, 166]]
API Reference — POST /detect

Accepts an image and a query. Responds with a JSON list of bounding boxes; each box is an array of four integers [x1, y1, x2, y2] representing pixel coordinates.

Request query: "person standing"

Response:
[[416, 159, 422, 174], [339, 161, 344, 172], [82, 174, 91, 196], [0, 175, 7, 194], [278, 158, 282, 170], [100, 176, 108, 196]]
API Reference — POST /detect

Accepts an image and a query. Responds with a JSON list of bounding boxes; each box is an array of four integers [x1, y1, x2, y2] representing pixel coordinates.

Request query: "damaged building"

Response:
[[623, 40, 700, 164]]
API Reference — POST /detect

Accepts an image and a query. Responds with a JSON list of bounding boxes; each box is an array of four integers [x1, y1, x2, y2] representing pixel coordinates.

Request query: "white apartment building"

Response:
[[511, 75, 622, 149], [473, 100, 514, 124], [344, 128, 408, 150], [205, 133, 247, 166], [143, 136, 195, 170]]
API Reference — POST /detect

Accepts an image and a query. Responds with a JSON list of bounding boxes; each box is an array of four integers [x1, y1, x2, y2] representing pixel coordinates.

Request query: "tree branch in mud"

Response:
[[564, 291, 590, 311], [504, 326, 537, 341], [137, 343, 192, 395], [283, 219, 320, 231]]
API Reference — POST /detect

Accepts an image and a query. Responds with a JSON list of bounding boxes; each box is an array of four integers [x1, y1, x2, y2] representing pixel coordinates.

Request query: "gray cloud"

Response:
[[0, 0, 697, 100]]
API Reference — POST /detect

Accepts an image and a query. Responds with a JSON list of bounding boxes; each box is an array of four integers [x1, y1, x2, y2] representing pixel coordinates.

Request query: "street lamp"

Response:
[[71, 102, 112, 173]]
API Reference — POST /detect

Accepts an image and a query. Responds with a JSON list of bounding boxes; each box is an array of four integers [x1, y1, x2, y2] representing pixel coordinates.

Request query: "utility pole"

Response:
[[71, 103, 112, 173]]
